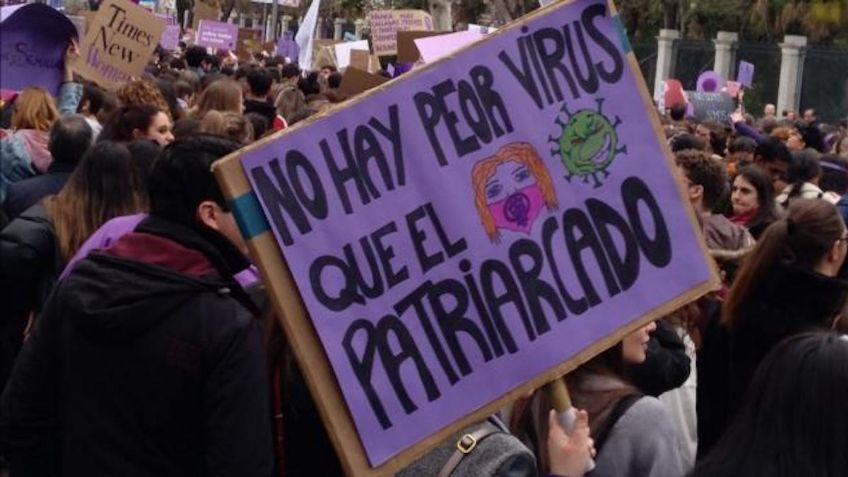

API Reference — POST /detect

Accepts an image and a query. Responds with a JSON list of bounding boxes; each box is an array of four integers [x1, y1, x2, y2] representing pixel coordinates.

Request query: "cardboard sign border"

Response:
[[76, 0, 166, 89], [213, 1, 720, 475]]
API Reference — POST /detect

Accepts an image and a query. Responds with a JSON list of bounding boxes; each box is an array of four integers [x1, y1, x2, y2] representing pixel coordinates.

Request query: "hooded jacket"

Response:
[[696, 264, 848, 459], [0, 215, 273, 477]]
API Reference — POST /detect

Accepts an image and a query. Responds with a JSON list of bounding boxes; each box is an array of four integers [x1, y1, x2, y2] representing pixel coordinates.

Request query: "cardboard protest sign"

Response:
[[687, 91, 735, 122], [337, 66, 389, 96], [395, 30, 440, 63], [191, 0, 218, 30], [313, 44, 337, 69], [0, 4, 77, 95], [75, 0, 166, 89], [237, 27, 262, 60], [737, 60, 754, 88], [348, 49, 371, 71], [196, 20, 237, 50], [335, 39, 370, 69], [213, 0, 717, 474], [368, 9, 433, 56]]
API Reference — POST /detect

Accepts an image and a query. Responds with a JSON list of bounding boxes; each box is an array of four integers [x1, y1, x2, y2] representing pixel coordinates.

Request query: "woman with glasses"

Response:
[[696, 199, 848, 460]]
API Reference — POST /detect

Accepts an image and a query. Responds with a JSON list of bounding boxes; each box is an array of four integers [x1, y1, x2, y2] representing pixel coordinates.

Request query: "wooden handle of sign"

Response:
[[546, 377, 572, 412]]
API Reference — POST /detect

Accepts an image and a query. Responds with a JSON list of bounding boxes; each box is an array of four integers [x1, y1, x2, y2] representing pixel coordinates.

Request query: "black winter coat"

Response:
[[0, 203, 60, 392], [696, 264, 848, 460], [2, 163, 74, 220], [0, 216, 274, 477]]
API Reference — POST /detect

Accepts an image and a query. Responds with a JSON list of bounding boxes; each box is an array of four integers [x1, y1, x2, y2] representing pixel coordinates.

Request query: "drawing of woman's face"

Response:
[[484, 159, 536, 205]]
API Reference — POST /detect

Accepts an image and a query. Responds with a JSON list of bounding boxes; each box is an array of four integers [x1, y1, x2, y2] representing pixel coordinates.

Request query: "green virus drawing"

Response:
[[548, 98, 627, 188]]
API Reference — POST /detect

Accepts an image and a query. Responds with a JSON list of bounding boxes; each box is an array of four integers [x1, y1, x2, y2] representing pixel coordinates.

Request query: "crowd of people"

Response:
[[0, 31, 847, 477]]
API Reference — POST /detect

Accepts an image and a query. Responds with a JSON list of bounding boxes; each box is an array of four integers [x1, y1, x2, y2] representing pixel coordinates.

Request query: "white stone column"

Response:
[[238, 14, 246, 28], [334, 18, 345, 41], [713, 31, 738, 80], [777, 35, 807, 114], [653, 29, 680, 101], [281, 15, 292, 35], [354, 19, 366, 40], [266, 15, 275, 42]]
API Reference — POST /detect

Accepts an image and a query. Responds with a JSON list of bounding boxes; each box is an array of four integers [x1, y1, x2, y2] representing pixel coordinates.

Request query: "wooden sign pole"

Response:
[[546, 377, 572, 411]]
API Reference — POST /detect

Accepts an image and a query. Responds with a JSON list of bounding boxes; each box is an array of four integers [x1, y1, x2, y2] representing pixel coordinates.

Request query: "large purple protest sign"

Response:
[[196, 20, 237, 50], [0, 3, 77, 95], [276, 32, 299, 60], [160, 25, 181, 50], [238, 0, 714, 467]]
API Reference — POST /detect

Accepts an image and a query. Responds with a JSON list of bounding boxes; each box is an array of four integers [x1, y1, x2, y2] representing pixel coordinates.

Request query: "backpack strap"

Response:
[[436, 423, 502, 477], [593, 394, 643, 455]]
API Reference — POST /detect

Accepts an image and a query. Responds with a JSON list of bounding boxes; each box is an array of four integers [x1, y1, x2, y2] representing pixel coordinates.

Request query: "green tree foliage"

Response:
[[618, 0, 848, 45]]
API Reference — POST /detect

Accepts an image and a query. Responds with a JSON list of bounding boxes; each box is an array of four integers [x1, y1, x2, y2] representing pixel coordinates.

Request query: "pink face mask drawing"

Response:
[[487, 181, 545, 234], [472, 142, 559, 242]]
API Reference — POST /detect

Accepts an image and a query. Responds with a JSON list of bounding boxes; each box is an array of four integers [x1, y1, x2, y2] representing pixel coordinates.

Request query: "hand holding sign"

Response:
[[548, 408, 594, 477]]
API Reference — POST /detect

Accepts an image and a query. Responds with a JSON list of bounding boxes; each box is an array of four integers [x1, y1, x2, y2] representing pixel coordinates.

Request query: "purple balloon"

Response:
[[696, 70, 725, 93], [0, 4, 77, 95]]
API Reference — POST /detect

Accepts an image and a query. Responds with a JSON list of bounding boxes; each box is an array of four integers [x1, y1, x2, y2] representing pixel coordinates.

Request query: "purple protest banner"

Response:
[[737, 61, 755, 87], [156, 13, 177, 25], [160, 24, 181, 50], [215, 0, 717, 473], [196, 19, 237, 50], [276, 31, 299, 60], [0, 3, 77, 95]]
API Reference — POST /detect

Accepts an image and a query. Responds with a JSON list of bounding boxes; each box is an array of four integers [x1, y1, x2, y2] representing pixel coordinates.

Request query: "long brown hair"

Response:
[[723, 199, 845, 329], [43, 141, 147, 262], [192, 79, 243, 119], [511, 343, 634, 475]]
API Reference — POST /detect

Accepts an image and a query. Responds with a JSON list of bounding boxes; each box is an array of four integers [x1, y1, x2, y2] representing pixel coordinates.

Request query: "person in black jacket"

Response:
[[243, 68, 281, 129], [2, 114, 92, 220], [0, 136, 274, 477], [697, 199, 848, 461], [0, 141, 145, 393]]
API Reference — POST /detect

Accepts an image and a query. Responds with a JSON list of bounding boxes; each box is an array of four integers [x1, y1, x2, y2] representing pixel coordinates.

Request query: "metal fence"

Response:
[[735, 42, 781, 119], [632, 38, 847, 123], [800, 45, 848, 123]]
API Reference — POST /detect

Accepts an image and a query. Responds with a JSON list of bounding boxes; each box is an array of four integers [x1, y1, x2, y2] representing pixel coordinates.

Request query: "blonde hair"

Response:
[[12, 87, 59, 131], [199, 110, 254, 145], [192, 80, 243, 119], [117, 80, 171, 120], [471, 142, 558, 241]]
